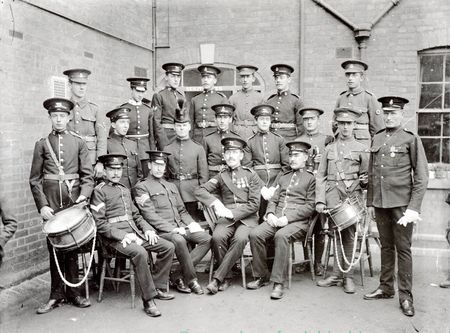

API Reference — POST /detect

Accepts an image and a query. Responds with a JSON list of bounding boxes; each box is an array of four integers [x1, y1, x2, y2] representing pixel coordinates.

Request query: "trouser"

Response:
[[212, 221, 251, 282], [185, 202, 205, 222], [160, 231, 211, 283], [109, 238, 174, 300], [249, 221, 306, 284], [331, 223, 356, 278], [375, 206, 414, 303]]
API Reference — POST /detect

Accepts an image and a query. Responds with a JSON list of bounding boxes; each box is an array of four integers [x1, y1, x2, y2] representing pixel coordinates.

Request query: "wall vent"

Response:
[[51, 76, 68, 98]]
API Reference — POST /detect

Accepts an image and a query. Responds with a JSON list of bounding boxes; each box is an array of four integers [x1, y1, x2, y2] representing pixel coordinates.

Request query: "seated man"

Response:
[[91, 154, 175, 317], [195, 137, 263, 294], [247, 140, 316, 299], [133, 151, 211, 295]]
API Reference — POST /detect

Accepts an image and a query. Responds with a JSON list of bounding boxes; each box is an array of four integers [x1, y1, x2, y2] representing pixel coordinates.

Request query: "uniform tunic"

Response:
[[152, 86, 185, 144], [107, 133, 143, 189], [67, 98, 107, 165], [189, 90, 228, 143], [266, 90, 305, 141], [0, 198, 18, 267], [296, 131, 334, 172], [228, 89, 264, 140]]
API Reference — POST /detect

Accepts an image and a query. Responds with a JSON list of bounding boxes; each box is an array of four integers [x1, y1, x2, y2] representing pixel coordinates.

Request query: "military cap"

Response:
[[236, 65, 258, 76], [126, 77, 150, 92], [221, 137, 247, 151], [63, 68, 91, 83], [298, 107, 324, 118], [174, 107, 190, 123], [212, 104, 235, 117], [286, 140, 311, 153], [250, 104, 275, 118], [341, 59, 368, 73], [197, 64, 221, 77], [43, 97, 74, 114], [334, 107, 362, 122], [270, 64, 294, 76], [106, 107, 131, 122], [98, 153, 127, 168], [162, 62, 185, 74], [377, 96, 409, 111], [146, 150, 171, 164]]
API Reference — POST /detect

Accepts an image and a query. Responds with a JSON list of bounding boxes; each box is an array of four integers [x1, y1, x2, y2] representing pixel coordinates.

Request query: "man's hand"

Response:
[[75, 195, 87, 204], [367, 207, 376, 220], [313, 153, 322, 164], [40, 206, 54, 220], [188, 222, 204, 233], [397, 209, 421, 227], [121, 233, 135, 248], [266, 213, 278, 228], [145, 230, 159, 245], [261, 185, 279, 201], [94, 162, 104, 179], [173, 227, 187, 235], [222, 208, 234, 219], [316, 203, 326, 214], [277, 216, 288, 227]]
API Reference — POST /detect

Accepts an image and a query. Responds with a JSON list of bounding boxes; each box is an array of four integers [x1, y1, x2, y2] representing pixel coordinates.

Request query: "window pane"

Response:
[[183, 69, 202, 87], [421, 138, 440, 163], [446, 55, 450, 82], [419, 84, 442, 108], [445, 84, 450, 108], [216, 68, 235, 86], [443, 113, 450, 136], [420, 55, 443, 82], [418, 113, 441, 136], [443, 138, 450, 163]]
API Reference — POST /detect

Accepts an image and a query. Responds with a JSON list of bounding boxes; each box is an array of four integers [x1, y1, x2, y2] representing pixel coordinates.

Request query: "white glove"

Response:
[[173, 227, 187, 235], [188, 222, 204, 233], [397, 209, 421, 227], [277, 216, 288, 227], [261, 185, 279, 201]]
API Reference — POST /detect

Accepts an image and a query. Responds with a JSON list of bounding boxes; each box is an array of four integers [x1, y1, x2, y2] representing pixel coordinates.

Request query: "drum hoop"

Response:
[[44, 214, 91, 237]]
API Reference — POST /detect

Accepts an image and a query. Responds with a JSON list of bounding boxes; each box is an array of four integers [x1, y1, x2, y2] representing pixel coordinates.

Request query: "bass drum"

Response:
[[43, 204, 95, 252]]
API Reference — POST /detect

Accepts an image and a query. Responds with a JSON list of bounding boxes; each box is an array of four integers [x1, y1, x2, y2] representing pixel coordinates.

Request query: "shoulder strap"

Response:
[[45, 137, 64, 175]]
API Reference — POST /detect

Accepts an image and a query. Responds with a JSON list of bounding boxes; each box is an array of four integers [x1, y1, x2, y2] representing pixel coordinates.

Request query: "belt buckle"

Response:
[[179, 175, 186, 181], [199, 121, 206, 128]]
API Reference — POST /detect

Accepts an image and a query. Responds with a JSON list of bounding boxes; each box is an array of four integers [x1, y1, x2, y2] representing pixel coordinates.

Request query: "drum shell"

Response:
[[328, 201, 361, 231]]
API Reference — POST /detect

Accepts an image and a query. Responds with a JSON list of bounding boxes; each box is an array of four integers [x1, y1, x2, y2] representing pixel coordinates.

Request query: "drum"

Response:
[[327, 197, 365, 231], [43, 204, 96, 252]]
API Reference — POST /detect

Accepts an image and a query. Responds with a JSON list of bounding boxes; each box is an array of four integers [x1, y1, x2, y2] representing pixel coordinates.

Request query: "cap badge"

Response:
[[349, 64, 354, 69], [389, 99, 394, 105]]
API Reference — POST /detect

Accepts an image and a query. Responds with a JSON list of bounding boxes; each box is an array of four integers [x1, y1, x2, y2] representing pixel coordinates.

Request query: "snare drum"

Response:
[[327, 197, 365, 231], [43, 205, 96, 252]]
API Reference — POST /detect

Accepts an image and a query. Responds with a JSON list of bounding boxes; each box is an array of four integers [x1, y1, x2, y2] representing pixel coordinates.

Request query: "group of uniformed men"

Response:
[[29, 59, 429, 318]]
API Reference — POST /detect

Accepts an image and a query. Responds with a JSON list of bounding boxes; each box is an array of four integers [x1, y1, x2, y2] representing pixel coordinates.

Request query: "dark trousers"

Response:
[[109, 238, 174, 301], [185, 202, 205, 222], [160, 231, 211, 283], [249, 221, 306, 284], [331, 223, 356, 278], [212, 221, 251, 282], [375, 206, 414, 302]]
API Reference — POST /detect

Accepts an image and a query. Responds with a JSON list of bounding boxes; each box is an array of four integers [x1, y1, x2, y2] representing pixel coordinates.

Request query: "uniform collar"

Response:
[[277, 89, 290, 96], [51, 129, 68, 135], [203, 88, 215, 94], [346, 86, 363, 95], [258, 130, 269, 135], [217, 129, 229, 135], [241, 87, 253, 93], [128, 99, 142, 106], [71, 97, 88, 108], [110, 132, 125, 140], [306, 130, 319, 137], [167, 86, 182, 94]]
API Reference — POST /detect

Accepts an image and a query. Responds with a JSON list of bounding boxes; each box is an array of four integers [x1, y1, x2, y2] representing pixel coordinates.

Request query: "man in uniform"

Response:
[[152, 63, 186, 144], [30, 98, 94, 314], [229, 65, 264, 140], [91, 153, 175, 317], [315, 107, 369, 294], [0, 197, 18, 268], [122, 77, 167, 177], [63, 68, 107, 178], [334, 59, 384, 146], [364, 96, 429, 317], [165, 107, 209, 221], [195, 137, 263, 294], [247, 140, 316, 299], [266, 64, 304, 141], [202, 104, 242, 178], [243, 104, 289, 221], [106, 107, 142, 189], [189, 64, 228, 143], [133, 151, 211, 295], [295, 107, 334, 276]]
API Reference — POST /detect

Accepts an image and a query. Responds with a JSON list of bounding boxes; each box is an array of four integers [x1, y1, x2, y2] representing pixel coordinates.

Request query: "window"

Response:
[[418, 49, 450, 164]]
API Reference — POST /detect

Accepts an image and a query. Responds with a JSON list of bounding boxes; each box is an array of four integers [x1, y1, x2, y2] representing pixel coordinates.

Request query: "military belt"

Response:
[[209, 165, 227, 172], [162, 123, 175, 129], [171, 174, 198, 180], [235, 120, 256, 126], [126, 133, 149, 139], [271, 123, 296, 129], [327, 172, 359, 181], [354, 123, 369, 129], [253, 163, 282, 170], [82, 135, 97, 142], [43, 173, 80, 181], [107, 214, 133, 224], [196, 121, 216, 128]]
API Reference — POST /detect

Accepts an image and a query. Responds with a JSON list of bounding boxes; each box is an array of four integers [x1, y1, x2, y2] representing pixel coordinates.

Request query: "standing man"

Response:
[[133, 151, 211, 295], [195, 137, 263, 294], [295, 107, 334, 276], [106, 107, 142, 189], [243, 104, 289, 220], [63, 68, 107, 178], [315, 107, 369, 294], [91, 153, 175, 317], [229, 65, 264, 140], [189, 64, 228, 143], [247, 140, 316, 299], [30, 98, 94, 314], [203, 104, 242, 178], [266, 64, 304, 141], [0, 197, 18, 268], [122, 77, 167, 177], [165, 107, 209, 221], [364, 96, 429, 317], [335, 59, 384, 145], [152, 63, 186, 144]]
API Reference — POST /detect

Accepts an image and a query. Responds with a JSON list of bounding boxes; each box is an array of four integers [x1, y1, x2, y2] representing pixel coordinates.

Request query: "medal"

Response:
[[390, 146, 396, 158]]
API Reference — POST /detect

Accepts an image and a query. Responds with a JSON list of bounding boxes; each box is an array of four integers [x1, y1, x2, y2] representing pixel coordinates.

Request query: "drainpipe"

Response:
[[152, 0, 157, 91]]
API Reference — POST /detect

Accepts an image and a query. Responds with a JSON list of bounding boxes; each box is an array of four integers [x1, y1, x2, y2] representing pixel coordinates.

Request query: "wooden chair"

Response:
[[97, 237, 136, 308], [287, 214, 319, 288]]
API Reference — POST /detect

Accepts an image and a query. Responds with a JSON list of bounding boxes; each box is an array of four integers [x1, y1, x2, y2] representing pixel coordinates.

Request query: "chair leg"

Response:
[[209, 251, 214, 283], [323, 235, 332, 279], [288, 243, 293, 289], [98, 260, 107, 302], [82, 253, 90, 301], [366, 237, 374, 277], [360, 244, 365, 287], [241, 255, 246, 287], [306, 242, 315, 281], [130, 263, 136, 309]]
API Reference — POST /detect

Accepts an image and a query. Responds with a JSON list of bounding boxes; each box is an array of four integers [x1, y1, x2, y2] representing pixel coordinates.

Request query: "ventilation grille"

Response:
[[51, 76, 68, 98]]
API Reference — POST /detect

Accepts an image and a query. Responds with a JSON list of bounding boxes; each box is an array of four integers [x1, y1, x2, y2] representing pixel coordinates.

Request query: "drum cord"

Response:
[[52, 230, 97, 288]]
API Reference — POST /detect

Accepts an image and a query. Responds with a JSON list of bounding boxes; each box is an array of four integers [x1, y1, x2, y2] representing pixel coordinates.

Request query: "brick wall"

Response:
[[0, 0, 154, 281]]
